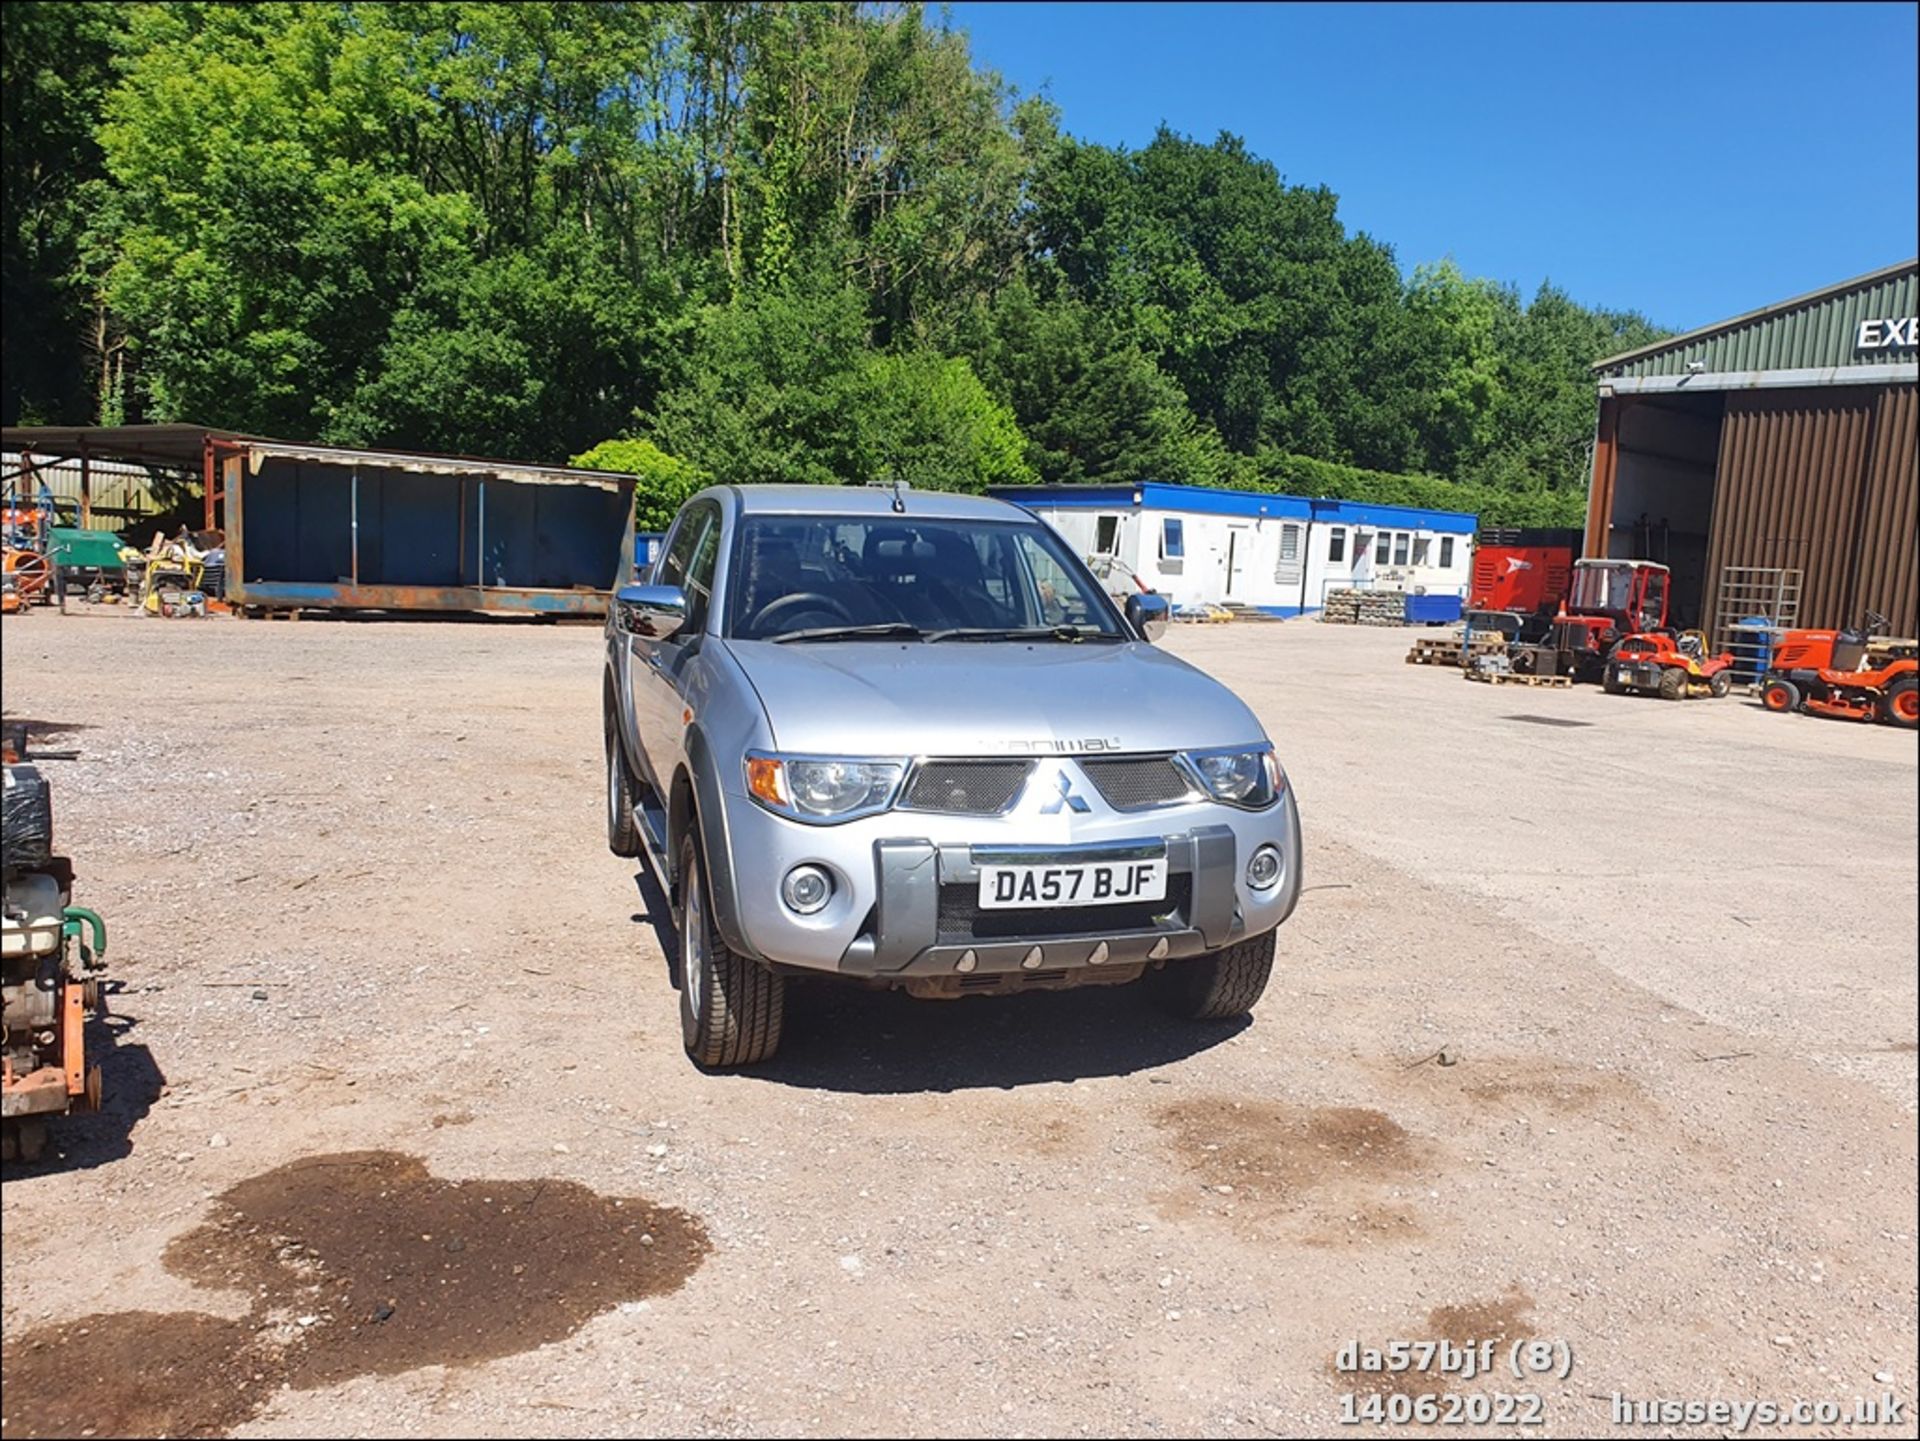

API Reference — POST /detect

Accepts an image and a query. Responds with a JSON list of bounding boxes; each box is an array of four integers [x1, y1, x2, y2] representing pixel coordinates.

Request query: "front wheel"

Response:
[[1152, 930, 1276, 1020], [1708, 671, 1733, 699], [1602, 668, 1626, 695], [1761, 678, 1801, 714], [1657, 668, 1688, 701], [677, 831, 785, 1067]]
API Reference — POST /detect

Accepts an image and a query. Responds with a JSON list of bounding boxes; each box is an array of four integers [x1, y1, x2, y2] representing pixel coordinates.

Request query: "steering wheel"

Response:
[[751, 591, 855, 634]]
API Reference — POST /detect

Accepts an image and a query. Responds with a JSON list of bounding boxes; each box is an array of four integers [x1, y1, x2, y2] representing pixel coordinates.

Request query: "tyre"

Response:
[[1657, 668, 1687, 701], [1602, 668, 1625, 695], [604, 691, 642, 858], [1708, 671, 1733, 699], [1761, 678, 1801, 714], [1882, 676, 1919, 729], [677, 830, 785, 1067], [1153, 930, 1276, 1021]]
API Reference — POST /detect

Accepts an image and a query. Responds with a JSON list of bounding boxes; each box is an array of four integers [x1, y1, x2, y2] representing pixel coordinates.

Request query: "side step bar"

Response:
[[632, 794, 674, 898]]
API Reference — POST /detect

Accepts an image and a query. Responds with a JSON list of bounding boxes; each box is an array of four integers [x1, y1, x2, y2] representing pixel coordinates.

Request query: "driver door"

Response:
[[630, 500, 720, 790]]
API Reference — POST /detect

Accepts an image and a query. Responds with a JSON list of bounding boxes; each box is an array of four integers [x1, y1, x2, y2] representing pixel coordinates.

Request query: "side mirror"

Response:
[[1125, 591, 1171, 642], [613, 583, 688, 640]]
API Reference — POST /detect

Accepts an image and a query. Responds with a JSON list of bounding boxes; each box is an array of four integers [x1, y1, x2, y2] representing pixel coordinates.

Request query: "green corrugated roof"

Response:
[[1595, 260, 1917, 379]]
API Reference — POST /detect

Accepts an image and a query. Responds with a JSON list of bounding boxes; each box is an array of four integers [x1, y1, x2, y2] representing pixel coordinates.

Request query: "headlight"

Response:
[[1181, 744, 1284, 809], [744, 753, 905, 823]]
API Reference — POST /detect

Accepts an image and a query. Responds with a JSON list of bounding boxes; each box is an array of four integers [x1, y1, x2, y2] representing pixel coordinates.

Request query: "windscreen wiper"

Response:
[[924, 625, 1121, 643], [766, 623, 927, 644]]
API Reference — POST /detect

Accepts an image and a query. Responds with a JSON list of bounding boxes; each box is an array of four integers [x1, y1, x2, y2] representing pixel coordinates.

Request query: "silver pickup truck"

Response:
[[604, 485, 1302, 1067]]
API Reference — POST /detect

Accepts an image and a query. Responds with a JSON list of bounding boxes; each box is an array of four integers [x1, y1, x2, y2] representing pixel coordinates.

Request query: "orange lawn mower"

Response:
[[1602, 630, 1736, 701], [1760, 613, 1918, 729]]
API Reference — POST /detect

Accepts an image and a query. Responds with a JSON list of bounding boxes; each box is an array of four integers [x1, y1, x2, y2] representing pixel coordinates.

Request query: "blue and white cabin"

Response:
[[990, 482, 1477, 619]]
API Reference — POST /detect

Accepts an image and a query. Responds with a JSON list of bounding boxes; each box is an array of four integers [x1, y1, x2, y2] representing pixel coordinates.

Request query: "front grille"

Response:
[[901, 760, 1033, 814], [1080, 756, 1194, 811], [936, 874, 1191, 943]]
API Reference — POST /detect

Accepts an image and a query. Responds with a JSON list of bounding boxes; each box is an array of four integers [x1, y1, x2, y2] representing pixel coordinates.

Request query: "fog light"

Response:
[[1247, 845, 1282, 891], [781, 865, 833, 915]]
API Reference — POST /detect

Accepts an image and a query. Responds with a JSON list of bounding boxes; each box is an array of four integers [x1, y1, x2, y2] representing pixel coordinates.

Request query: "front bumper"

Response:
[[717, 784, 1303, 978]]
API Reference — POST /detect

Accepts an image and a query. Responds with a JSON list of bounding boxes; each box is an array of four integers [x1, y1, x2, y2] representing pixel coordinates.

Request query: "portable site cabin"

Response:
[[992, 482, 1477, 620], [1, 425, 638, 617]]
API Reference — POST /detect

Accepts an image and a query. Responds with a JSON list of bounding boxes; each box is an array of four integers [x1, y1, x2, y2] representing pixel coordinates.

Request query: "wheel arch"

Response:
[[675, 727, 763, 961]]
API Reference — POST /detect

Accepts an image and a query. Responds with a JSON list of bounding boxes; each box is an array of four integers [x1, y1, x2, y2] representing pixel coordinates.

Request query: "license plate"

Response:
[[977, 859, 1169, 909]]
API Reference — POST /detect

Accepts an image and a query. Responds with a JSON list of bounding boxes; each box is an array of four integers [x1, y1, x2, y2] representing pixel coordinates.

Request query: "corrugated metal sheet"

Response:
[[1701, 387, 1916, 637], [1599, 261, 1917, 379], [1854, 384, 1917, 637], [3, 450, 170, 531]]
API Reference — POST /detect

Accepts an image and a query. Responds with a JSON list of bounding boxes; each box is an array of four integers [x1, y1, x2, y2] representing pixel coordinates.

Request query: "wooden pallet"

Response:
[[1406, 636, 1507, 666], [1463, 668, 1572, 688]]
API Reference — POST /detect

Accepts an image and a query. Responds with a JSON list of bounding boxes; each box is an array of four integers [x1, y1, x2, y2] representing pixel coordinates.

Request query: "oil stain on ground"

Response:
[[1156, 1098, 1438, 1243], [1332, 1286, 1537, 1400], [0, 1150, 708, 1438]]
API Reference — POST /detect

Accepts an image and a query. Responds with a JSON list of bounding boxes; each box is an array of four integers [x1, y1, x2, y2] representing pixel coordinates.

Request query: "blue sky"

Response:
[[945, 2, 1919, 331]]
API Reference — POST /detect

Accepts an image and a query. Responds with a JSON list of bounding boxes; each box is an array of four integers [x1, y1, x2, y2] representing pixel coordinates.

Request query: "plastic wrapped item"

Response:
[[2, 764, 53, 870]]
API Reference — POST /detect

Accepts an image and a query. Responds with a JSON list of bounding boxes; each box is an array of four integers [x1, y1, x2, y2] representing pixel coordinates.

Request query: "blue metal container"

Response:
[[1404, 593, 1464, 625], [225, 442, 637, 616]]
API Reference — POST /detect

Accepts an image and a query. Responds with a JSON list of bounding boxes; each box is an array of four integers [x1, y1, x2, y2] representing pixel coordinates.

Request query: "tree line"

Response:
[[2, 2, 1667, 527]]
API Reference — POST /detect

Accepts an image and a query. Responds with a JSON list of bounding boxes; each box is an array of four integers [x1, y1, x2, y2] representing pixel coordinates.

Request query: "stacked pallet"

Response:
[[1406, 632, 1508, 667], [1320, 589, 1406, 626]]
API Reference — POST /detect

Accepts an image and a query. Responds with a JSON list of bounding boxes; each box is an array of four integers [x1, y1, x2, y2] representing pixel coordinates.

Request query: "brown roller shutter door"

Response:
[[1704, 387, 1917, 638]]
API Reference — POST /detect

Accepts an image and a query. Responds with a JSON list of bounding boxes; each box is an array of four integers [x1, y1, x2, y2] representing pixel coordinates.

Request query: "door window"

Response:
[[1637, 569, 1667, 630], [1094, 515, 1121, 555], [1412, 536, 1431, 566], [657, 505, 711, 589], [682, 509, 721, 634]]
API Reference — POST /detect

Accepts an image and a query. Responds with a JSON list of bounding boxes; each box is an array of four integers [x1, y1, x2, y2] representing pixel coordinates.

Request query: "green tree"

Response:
[[2, 2, 126, 424], [570, 436, 708, 532]]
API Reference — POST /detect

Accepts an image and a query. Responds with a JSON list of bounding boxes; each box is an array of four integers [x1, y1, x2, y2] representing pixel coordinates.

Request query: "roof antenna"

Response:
[[889, 475, 910, 514]]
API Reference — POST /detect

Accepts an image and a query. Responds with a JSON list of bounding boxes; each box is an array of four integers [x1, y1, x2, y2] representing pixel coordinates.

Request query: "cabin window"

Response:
[[1393, 532, 1411, 566], [1374, 531, 1390, 564], [1327, 527, 1347, 564], [1094, 515, 1120, 555], [1279, 523, 1300, 562], [1160, 518, 1185, 560], [1439, 536, 1455, 568]]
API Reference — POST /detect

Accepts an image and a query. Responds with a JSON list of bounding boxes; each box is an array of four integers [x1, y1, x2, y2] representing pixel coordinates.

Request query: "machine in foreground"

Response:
[[3, 758, 109, 1161]]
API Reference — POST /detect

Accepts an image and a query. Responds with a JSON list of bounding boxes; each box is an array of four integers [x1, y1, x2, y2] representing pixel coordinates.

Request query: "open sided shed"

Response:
[[1586, 260, 1917, 640], [1, 426, 637, 616]]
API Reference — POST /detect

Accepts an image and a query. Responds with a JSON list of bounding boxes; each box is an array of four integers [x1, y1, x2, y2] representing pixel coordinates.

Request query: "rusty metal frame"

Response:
[[1584, 395, 1621, 557]]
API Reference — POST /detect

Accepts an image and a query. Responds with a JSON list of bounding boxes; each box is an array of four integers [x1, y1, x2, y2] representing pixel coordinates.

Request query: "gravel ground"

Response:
[[1, 607, 1915, 1438]]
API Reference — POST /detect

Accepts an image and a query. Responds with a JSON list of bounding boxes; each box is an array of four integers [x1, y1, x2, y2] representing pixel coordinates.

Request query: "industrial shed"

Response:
[[1585, 259, 1917, 644], [1, 425, 637, 617]]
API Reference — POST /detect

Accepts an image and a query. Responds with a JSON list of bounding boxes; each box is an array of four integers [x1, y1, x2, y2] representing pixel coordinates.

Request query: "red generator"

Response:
[[1467, 527, 1579, 629]]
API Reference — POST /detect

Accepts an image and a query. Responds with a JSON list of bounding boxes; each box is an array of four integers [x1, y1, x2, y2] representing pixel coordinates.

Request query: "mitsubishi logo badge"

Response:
[[1040, 770, 1091, 814]]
